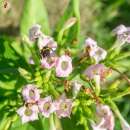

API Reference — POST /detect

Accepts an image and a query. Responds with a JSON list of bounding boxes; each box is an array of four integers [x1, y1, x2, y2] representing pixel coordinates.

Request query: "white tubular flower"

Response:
[[54, 94, 73, 118], [91, 118, 106, 130], [22, 84, 40, 103], [95, 104, 115, 130], [85, 38, 107, 63], [29, 24, 41, 41], [84, 64, 109, 81], [38, 96, 55, 118], [113, 24, 130, 44], [17, 105, 39, 124], [85, 38, 97, 50], [85, 37, 98, 57], [92, 47, 107, 63], [113, 25, 127, 35], [56, 55, 73, 77]]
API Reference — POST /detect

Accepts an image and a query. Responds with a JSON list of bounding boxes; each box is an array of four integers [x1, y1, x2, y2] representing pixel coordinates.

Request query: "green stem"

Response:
[[108, 99, 130, 128], [49, 114, 57, 130], [114, 52, 130, 61], [112, 87, 130, 100], [54, 115, 63, 130], [26, 41, 40, 65], [72, 0, 80, 39], [48, 83, 60, 98], [111, 67, 130, 85], [94, 75, 100, 96]]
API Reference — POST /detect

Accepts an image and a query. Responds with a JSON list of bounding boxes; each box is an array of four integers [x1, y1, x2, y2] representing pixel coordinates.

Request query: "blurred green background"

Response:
[[0, 0, 130, 130], [1, 0, 130, 46]]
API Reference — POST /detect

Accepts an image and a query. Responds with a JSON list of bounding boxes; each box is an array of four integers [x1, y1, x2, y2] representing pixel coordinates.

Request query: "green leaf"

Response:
[[9, 117, 50, 130], [20, 0, 50, 37], [58, 17, 77, 43], [54, 0, 80, 45]]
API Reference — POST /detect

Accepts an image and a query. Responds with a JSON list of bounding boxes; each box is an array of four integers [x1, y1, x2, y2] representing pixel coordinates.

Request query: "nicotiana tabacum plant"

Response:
[[15, 23, 130, 130]]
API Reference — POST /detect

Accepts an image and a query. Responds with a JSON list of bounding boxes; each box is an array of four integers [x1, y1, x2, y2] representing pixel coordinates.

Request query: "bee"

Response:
[[40, 47, 53, 58]]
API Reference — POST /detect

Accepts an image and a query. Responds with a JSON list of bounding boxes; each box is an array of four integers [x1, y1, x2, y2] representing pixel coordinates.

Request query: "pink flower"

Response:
[[91, 118, 106, 130], [95, 104, 115, 130], [92, 47, 107, 63], [38, 36, 58, 69], [85, 38, 97, 49], [84, 64, 108, 80], [38, 36, 57, 51], [17, 105, 39, 124], [22, 84, 40, 103], [38, 96, 55, 118], [41, 56, 57, 69], [54, 94, 72, 118], [29, 24, 41, 41], [56, 55, 73, 77], [85, 38, 97, 57], [85, 38, 107, 63], [113, 25, 127, 35], [113, 24, 130, 43]]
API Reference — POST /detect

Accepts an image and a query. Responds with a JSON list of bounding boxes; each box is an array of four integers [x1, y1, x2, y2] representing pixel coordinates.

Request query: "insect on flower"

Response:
[[40, 46, 53, 58]]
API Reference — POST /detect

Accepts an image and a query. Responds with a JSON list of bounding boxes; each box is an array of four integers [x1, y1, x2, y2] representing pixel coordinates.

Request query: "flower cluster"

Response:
[[29, 25, 73, 77], [17, 85, 72, 124], [16, 23, 130, 130]]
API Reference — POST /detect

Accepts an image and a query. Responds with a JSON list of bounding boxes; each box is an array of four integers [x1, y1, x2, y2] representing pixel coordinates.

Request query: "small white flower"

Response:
[[92, 47, 107, 63], [17, 105, 39, 124], [96, 104, 115, 130], [85, 38, 97, 50], [22, 84, 40, 103], [85, 37, 98, 57], [29, 24, 41, 41], [113, 24, 127, 35], [85, 38, 107, 63], [38, 96, 55, 118], [56, 55, 73, 77], [54, 94, 73, 118], [84, 64, 108, 80], [91, 118, 106, 130], [113, 24, 130, 44]]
